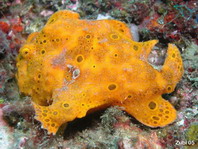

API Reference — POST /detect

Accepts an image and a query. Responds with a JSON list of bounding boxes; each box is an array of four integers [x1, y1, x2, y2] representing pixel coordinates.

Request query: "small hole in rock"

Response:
[[148, 101, 156, 110], [45, 119, 50, 122], [133, 45, 138, 51], [152, 116, 160, 120], [41, 50, 45, 54], [43, 110, 48, 113], [63, 103, 69, 107], [172, 53, 175, 58], [167, 87, 171, 91], [119, 29, 124, 32], [111, 34, 119, 40], [108, 84, 117, 90], [86, 35, 91, 39], [42, 113, 47, 117], [50, 19, 54, 23], [154, 121, 158, 124], [77, 55, 83, 63]]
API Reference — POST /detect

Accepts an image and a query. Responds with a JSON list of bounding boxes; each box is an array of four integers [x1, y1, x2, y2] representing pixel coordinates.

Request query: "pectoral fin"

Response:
[[119, 96, 177, 127]]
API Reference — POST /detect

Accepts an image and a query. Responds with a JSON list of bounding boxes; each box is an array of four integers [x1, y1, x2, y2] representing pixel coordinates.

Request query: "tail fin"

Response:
[[161, 44, 184, 93]]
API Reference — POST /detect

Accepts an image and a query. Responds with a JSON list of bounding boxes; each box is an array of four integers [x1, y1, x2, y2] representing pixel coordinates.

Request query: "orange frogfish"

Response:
[[16, 10, 184, 134]]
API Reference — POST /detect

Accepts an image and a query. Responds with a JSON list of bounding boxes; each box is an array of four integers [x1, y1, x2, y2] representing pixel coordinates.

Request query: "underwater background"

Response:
[[0, 0, 197, 149]]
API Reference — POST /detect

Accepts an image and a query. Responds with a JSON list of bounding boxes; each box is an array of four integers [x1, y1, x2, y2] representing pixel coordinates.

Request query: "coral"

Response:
[[0, 30, 20, 100], [53, 107, 163, 149], [182, 42, 198, 86], [139, 0, 198, 44], [185, 123, 198, 144], [1, 99, 56, 148], [0, 104, 14, 148], [16, 10, 183, 134]]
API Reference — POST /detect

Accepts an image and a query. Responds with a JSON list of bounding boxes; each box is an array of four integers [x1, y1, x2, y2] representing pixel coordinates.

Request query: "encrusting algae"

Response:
[[16, 10, 184, 134]]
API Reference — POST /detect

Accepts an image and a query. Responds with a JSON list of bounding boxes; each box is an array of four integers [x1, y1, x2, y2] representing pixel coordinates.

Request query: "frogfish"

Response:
[[16, 10, 184, 134]]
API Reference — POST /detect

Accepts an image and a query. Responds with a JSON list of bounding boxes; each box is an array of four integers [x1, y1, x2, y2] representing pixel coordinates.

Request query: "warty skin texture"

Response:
[[16, 10, 184, 134]]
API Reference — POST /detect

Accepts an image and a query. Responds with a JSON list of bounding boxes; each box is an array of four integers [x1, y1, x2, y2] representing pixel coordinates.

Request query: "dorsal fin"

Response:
[[46, 10, 80, 25], [130, 40, 158, 61]]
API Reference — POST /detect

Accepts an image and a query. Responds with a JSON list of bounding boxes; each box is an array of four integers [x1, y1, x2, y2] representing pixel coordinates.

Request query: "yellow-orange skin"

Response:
[[16, 10, 184, 134]]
